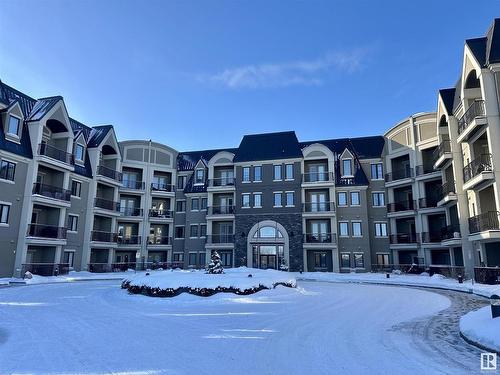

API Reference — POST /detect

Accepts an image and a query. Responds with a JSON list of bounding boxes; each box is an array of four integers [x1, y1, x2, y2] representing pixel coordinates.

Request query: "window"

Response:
[[350, 191, 360, 206], [342, 159, 352, 176], [376, 253, 390, 265], [173, 253, 184, 262], [274, 165, 282, 180], [339, 222, 349, 236], [254, 193, 262, 208], [314, 252, 327, 269], [7, 115, 20, 136], [176, 200, 186, 212], [285, 164, 294, 180], [189, 253, 197, 266], [340, 253, 351, 268], [195, 169, 205, 184], [338, 192, 347, 206], [352, 222, 362, 237], [254, 166, 262, 182], [253, 226, 283, 238], [0, 204, 10, 224], [242, 167, 250, 182], [199, 252, 206, 266], [201, 198, 207, 210], [274, 192, 282, 207], [200, 224, 207, 237], [68, 215, 78, 232], [190, 225, 198, 238], [219, 251, 232, 267], [175, 226, 185, 239], [191, 198, 199, 211], [0, 160, 15, 181], [372, 192, 385, 207], [177, 175, 186, 190], [286, 192, 294, 206], [242, 193, 251, 208], [71, 180, 82, 197], [74, 144, 85, 162], [371, 163, 383, 179], [375, 222, 388, 237], [63, 251, 75, 267], [354, 253, 364, 268]]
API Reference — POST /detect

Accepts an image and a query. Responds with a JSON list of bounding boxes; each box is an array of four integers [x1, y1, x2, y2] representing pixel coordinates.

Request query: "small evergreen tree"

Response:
[[206, 251, 224, 274], [279, 257, 289, 271]]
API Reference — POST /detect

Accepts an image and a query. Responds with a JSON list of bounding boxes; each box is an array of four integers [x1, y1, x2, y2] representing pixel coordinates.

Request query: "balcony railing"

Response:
[[415, 165, 437, 176], [303, 202, 335, 213], [463, 154, 493, 183], [21, 263, 70, 277], [38, 143, 74, 165], [418, 197, 439, 209], [150, 182, 175, 192], [432, 140, 451, 163], [458, 100, 485, 135], [94, 197, 120, 212], [147, 236, 171, 245], [120, 207, 143, 217], [207, 234, 235, 244], [469, 211, 500, 233], [32, 183, 71, 202], [474, 267, 500, 285], [385, 167, 413, 182], [91, 230, 118, 242], [389, 233, 419, 244], [208, 177, 235, 187], [420, 232, 443, 243], [207, 205, 235, 215], [387, 199, 416, 213], [148, 209, 172, 219], [122, 180, 145, 190], [302, 172, 333, 183], [27, 224, 67, 239], [303, 233, 336, 243], [117, 235, 141, 245], [441, 225, 461, 241], [437, 181, 456, 200], [97, 165, 122, 182]]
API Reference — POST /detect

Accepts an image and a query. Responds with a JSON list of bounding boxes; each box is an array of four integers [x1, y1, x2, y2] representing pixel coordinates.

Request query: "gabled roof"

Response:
[[233, 131, 302, 162], [183, 173, 208, 194], [87, 125, 113, 148], [466, 37, 487, 67], [26, 96, 62, 122], [438, 88, 456, 116], [299, 135, 385, 159], [177, 148, 237, 171], [465, 19, 500, 68]]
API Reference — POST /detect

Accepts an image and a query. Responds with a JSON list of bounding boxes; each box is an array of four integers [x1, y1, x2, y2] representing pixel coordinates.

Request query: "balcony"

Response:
[[122, 180, 145, 190], [432, 140, 452, 169], [147, 236, 172, 245], [415, 165, 438, 177], [32, 183, 71, 202], [117, 235, 141, 245], [463, 154, 494, 190], [437, 182, 457, 206], [457, 100, 487, 142], [97, 165, 122, 182], [38, 143, 74, 165], [27, 224, 67, 239], [469, 211, 500, 234], [21, 263, 70, 277], [207, 234, 235, 244], [91, 230, 118, 243], [120, 207, 143, 217], [94, 197, 120, 212], [441, 225, 461, 243], [387, 200, 416, 214], [150, 182, 175, 193], [303, 233, 336, 244], [302, 172, 334, 184], [418, 197, 439, 209], [420, 232, 444, 243], [148, 209, 172, 219], [302, 202, 335, 213], [207, 177, 235, 192], [385, 167, 413, 184], [207, 205, 235, 216], [389, 233, 419, 244]]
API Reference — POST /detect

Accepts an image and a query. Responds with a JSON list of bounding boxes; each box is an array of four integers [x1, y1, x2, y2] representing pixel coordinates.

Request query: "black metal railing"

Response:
[[27, 224, 67, 239], [91, 230, 118, 242], [207, 234, 235, 244], [432, 140, 451, 163], [458, 100, 486, 135], [32, 182, 71, 201], [117, 235, 141, 245], [463, 154, 493, 183], [94, 197, 120, 211], [38, 143, 74, 165], [147, 236, 171, 245], [437, 181, 456, 200], [468, 211, 500, 233], [150, 182, 175, 192], [420, 232, 443, 243], [303, 233, 336, 243], [428, 265, 466, 279], [302, 172, 333, 183], [474, 267, 500, 285], [387, 199, 416, 213], [97, 165, 122, 182], [21, 263, 70, 277], [120, 207, 143, 217], [207, 205, 235, 215], [441, 225, 461, 240], [415, 165, 437, 176], [418, 197, 439, 209], [371, 263, 426, 275], [122, 180, 145, 190], [336, 177, 356, 186], [389, 233, 419, 244], [209, 177, 235, 187], [303, 202, 335, 213], [385, 167, 413, 182], [149, 209, 172, 219]]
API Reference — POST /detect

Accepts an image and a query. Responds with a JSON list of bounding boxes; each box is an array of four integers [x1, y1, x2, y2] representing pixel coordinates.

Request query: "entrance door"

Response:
[[260, 255, 277, 269]]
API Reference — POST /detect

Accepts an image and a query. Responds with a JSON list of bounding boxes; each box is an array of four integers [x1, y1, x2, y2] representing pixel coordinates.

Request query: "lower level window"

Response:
[[188, 253, 197, 266], [354, 253, 364, 268], [219, 251, 232, 267], [0, 204, 10, 224], [173, 253, 184, 262], [376, 253, 389, 265], [314, 252, 327, 268], [63, 251, 75, 267], [198, 252, 206, 266], [340, 253, 351, 268]]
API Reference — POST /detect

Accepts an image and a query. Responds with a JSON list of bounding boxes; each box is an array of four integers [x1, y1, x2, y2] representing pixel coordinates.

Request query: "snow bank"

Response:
[[460, 306, 500, 352], [123, 267, 296, 297]]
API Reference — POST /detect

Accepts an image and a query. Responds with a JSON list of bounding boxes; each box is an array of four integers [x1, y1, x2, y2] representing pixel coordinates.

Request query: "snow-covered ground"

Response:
[[460, 306, 500, 352], [0, 279, 484, 374]]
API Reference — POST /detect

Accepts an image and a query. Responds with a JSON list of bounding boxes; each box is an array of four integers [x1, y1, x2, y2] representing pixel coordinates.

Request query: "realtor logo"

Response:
[[481, 353, 497, 371]]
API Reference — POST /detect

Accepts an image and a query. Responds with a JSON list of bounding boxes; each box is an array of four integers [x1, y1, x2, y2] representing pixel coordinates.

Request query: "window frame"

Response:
[[7, 114, 21, 137], [191, 198, 199, 211], [253, 166, 262, 182], [285, 164, 294, 180], [371, 163, 384, 180], [200, 224, 207, 237], [350, 191, 360, 206], [67, 214, 79, 232], [242, 193, 251, 208], [194, 169, 205, 185], [352, 221, 362, 237], [253, 192, 262, 208], [337, 191, 347, 206], [285, 191, 294, 207], [372, 192, 385, 207], [71, 180, 82, 198], [339, 221, 349, 237], [0, 202, 11, 225], [273, 165, 282, 181], [174, 226, 185, 239], [340, 252, 351, 268], [190, 224, 199, 238], [273, 192, 283, 207], [342, 159, 353, 177], [242, 166, 251, 183], [74, 143, 85, 163], [0, 159, 16, 182], [177, 175, 187, 190], [201, 197, 208, 210], [176, 200, 186, 213], [374, 222, 388, 237]]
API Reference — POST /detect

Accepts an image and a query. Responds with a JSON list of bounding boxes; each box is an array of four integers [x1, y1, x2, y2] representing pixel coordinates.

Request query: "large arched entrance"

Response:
[[247, 220, 289, 270]]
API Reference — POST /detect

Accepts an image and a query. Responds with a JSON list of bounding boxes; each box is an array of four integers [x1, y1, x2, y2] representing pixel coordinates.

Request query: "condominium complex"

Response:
[[0, 19, 499, 278]]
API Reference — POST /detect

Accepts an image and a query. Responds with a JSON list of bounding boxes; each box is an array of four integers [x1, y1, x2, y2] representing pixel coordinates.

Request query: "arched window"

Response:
[[439, 115, 448, 127], [464, 71, 480, 89], [253, 226, 284, 238]]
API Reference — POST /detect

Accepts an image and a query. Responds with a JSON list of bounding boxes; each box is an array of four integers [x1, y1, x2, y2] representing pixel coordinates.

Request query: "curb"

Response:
[[5, 277, 126, 287], [459, 331, 500, 354]]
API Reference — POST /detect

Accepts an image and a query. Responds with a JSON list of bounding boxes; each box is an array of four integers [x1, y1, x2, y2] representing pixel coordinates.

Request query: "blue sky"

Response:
[[0, 1, 498, 151]]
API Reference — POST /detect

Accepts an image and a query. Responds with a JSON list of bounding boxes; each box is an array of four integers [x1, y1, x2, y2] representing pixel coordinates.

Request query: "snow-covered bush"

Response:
[[206, 251, 224, 274], [279, 258, 289, 271], [24, 271, 33, 279]]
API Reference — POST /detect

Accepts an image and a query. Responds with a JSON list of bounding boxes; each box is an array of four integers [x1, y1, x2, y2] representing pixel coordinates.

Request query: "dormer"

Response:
[[73, 132, 87, 165], [339, 149, 354, 178], [193, 159, 207, 185], [1, 101, 24, 144]]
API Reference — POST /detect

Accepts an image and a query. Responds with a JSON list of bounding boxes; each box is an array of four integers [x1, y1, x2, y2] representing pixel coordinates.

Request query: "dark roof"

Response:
[[26, 96, 62, 122], [466, 37, 487, 67], [299, 135, 385, 159], [183, 173, 208, 194], [438, 88, 456, 116], [87, 125, 113, 148], [465, 19, 500, 67], [177, 148, 237, 171], [233, 131, 302, 162]]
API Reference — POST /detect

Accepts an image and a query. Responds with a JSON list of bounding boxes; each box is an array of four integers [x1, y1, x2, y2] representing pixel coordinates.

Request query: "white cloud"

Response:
[[199, 49, 369, 89]]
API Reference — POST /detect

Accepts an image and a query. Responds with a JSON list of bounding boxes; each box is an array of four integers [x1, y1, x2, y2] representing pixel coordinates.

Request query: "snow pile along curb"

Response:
[[122, 267, 296, 297], [460, 306, 500, 353]]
